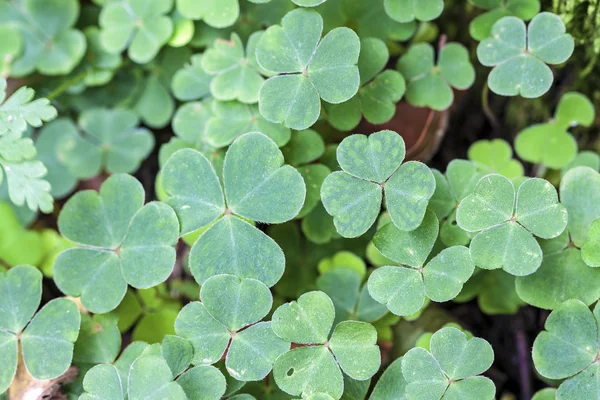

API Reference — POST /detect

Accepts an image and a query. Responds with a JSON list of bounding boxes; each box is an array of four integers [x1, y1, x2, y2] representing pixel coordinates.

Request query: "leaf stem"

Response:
[[481, 82, 498, 128], [46, 71, 88, 101]]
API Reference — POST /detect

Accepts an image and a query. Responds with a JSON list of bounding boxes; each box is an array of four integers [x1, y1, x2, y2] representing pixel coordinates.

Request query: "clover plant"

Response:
[[1, 1, 599, 399]]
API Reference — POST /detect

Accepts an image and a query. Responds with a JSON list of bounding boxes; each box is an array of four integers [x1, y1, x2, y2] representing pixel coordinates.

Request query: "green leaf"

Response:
[[202, 34, 264, 103], [515, 178, 567, 239], [60, 108, 154, 179], [369, 356, 408, 400], [296, 164, 331, 218], [177, 0, 239, 28], [477, 13, 574, 98], [467, 139, 524, 178], [514, 123, 578, 169], [384, 0, 444, 22], [359, 70, 406, 125], [161, 335, 194, 377], [532, 299, 598, 380], [1, 158, 53, 213], [516, 247, 600, 309], [273, 346, 343, 398], [560, 167, 600, 247], [0, 0, 86, 76], [402, 327, 495, 400], [468, 0, 540, 41], [272, 291, 334, 344], [80, 364, 124, 400], [226, 321, 290, 381], [554, 91, 596, 130], [397, 43, 474, 110], [161, 148, 225, 235], [0, 26, 22, 77], [336, 130, 405, 184], [175, 301, 230, 365], [21, 298, 80, 379], [206, 101, 291, 148], [257, 9, 360, 130], [128, 355, 187, 399], [582, 219, 600, 267], [367, 266, 424, 317], [357, 38, 390, 85], [200, 274, 272, 331], [171, 54, 212, 101], [282, 130, 325, 167], [176, 365, 227, 400], [54, 174, 179, 313], [293, 0, 327, 6], [224, 132, 306, 222], [344, 0, 417, 41], [0, 82, 57, 135], [74, 313, 121, 364], [0, 265, 42, 334], [328, 321, 380, 380], [99, 0, 173, 64]]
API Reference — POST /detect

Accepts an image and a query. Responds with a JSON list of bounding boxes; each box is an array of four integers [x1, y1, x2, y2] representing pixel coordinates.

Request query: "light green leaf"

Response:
[[560, 167, 600, 247], [423, 246, 475, 302], [273, 346, 343, 398], [369, 356, 408, 400], [224, 132, 306, 223], [0, 329, 17, 394], [171, 54, 212, 101], [329, 321, 380, 380], [226, 322, 290, 381], [21, 298, 80, 380], [384, 0, 443, 22], [272, 291, 334, 344], [74, 313, 121, 364], [282, 130, 325, 167], [0, 265, 42, 333], [100, 0, 173, 64], [477, 13, 574, 98], [161, 335, 193, 377], [556, 363, 600, 400], [515, 178, 567, 239], [467, 139, 524, 178], [176, 365, 227, 400], [582, 219, 600, 268], [293, 0, 327, 6], [554, 91, 595, 130], [189, 215, 285, 286], [468, 0, 540, 41], [80, 364, 124, 400], [128, 355, 187, 399], [367, 266, 424, 317], [0, 83, 57, 136], [200, 274, 272, 331], [177, 0, 239, 28], [514, 123, 578, 169]]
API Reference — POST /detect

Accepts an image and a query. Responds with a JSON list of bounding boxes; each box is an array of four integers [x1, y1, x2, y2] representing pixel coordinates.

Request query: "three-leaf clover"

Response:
[[99, 0, 174, 64], [429, 160, 484, 246], [368, 210, 475, 316], [402, 327, 496, 400], [383, 0, 444, 23], [321, 130, 436, 238], [326, 38, 406, 131], [477, 12, 574, 98], [0, 0, 86, 76], [467, 138, 524, 179], [171, 54, 212, 102], [175, 274, 290, 381], [202, 33, 266, 104], [533, 299, 600, 400], [176, 0, 258, 28], [397, 42, 475, 110], [456, 175, 568, 275], [54, 174, 180, 313], [58, 108, 154, 179], [161, 132, 305, 287], [256, 9, 360, 130], [0, 265, 80, 394], [271, 291, 381, 399], [515, 92, 594, 169], [468, 0, 540, 40]]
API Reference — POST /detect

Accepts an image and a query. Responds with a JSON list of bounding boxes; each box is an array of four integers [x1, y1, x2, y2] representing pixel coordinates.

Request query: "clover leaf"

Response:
[[171, 54, 212, 101], [457, 175, 567, 275], [326, 38, 406, 131], [429, 160, 484, 246], [54, 174, 180, 313], [477, 12, 574, 98], [467, 139, 524, 178], [294, 0, 327, 6], [256, 9, 360, 130], [74, 313, 121, 365], [0, 26, 21, 77], [0, 0, 86, 76], [99, 0, 174, 64], [368, 210, 475, 316], [162, 132, 305, 286], [397, 42, 475, 111], [0, 265, 80, 393], [343, 0, 417, 41], [562, 151, 600, 177], [533, 299, 600, 399], [202, 33, 266, 104], [369, 356, 407, 399], [271, 291, 381, 399], [516, 232, 600, 309], [384, 0, 444, 23], [175, 274, 290, 381], [515, 92, 594, 168], [468, 0, 540, 40], [205, 101, 291, 148], [58, 108, 154, 179], [0, 79, 57, 136], [321, 130, 435, 237], [560, 166, 600, 247], [402, 327, 495, 400], [177, 0, 243, 28]]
